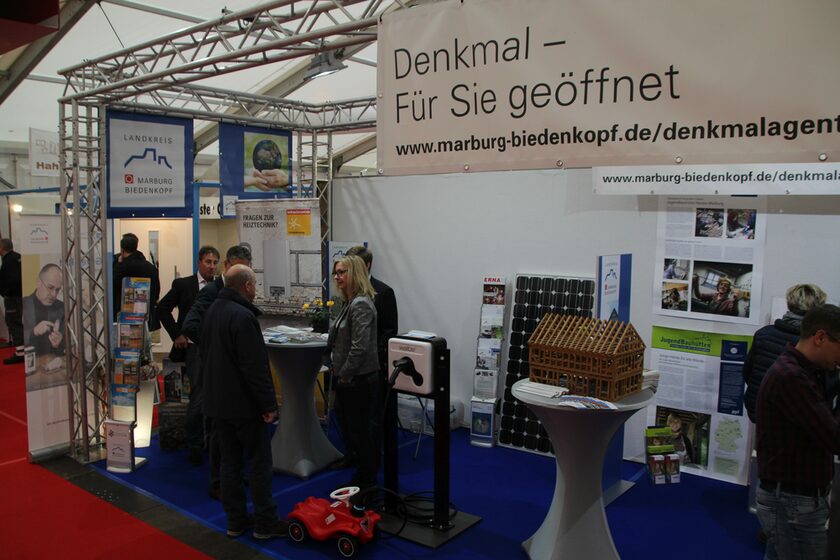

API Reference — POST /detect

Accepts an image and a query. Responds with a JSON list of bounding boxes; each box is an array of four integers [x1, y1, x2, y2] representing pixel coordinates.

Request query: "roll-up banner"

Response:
[[19, 215, 70, 460]]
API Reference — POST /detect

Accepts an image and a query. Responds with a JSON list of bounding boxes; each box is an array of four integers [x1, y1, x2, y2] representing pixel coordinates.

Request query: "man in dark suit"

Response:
[[113, 233, 160, 328], [0, 239, 23, 364], [156, 245, 220, 465], [338, 245, 399, 470], [180, 244, 252, 498]]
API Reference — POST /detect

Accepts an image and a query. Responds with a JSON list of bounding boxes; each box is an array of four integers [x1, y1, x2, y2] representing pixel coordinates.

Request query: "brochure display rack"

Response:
[[470, 276, 507, 447], [107, 277, 156, 473]]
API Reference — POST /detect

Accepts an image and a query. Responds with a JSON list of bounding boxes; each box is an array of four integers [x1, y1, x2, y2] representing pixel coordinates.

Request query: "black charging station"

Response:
[[379, 333, 482, 548]]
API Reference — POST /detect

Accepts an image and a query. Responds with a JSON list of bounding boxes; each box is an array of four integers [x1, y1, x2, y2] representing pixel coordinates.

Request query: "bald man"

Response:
[[200, 265, 286, 540], [23, 263, 65, 357]]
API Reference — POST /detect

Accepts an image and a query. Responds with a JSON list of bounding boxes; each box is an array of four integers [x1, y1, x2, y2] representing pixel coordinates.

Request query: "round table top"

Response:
[[512, 378, 654, 412], [264, 336, 327, 348]]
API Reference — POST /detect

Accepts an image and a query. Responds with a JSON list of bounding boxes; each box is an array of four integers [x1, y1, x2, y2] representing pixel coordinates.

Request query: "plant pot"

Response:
[[311, 317, 330, 333]]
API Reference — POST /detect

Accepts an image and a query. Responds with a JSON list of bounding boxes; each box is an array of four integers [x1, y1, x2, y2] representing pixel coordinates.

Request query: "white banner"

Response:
[[28, 128, 59, 178], [377, 0, 840, 176], [594, 163, 840, 195]]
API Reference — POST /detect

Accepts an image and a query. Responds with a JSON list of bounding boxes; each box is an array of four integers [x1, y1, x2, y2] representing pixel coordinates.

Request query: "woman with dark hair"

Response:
[[328, 255, 381, 489]]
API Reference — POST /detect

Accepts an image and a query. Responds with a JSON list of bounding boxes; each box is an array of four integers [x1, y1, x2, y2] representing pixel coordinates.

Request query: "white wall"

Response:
[[333, 169, 840, 450]]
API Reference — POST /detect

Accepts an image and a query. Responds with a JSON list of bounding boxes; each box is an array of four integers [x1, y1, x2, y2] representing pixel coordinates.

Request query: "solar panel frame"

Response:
[[497, 273, 595, 456]]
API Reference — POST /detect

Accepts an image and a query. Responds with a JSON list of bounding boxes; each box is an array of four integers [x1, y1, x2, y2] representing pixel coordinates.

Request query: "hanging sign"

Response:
[[106, 110, 193, 218]]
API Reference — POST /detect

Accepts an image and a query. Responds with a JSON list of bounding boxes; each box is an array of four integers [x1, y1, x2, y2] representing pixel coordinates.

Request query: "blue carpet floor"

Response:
[[93, 427, 764, 559]]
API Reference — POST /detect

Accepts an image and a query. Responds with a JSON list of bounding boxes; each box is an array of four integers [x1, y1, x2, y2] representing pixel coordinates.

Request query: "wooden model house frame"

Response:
[[528, 314, 645, 401]]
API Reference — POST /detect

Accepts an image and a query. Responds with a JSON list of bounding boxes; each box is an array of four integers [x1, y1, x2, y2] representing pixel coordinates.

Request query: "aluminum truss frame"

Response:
[[59, 99, 111, 463], [57, 0, 394, 462]]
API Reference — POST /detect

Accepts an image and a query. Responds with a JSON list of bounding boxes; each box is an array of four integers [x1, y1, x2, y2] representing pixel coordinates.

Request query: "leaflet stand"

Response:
[[379, 334, 482, 548], [105, 418, 147, 472]]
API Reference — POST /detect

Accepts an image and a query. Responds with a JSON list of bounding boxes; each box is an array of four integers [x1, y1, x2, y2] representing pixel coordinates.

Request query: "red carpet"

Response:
[[0, 347, 210, 559]]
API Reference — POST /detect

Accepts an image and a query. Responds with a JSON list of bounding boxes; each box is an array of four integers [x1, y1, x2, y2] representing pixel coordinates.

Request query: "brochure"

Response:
[[473, 368, 499, 400], [476, 338, 501, 370], [116, 312, 146, 349], [121, 277, 152, 316], [113, 348, 140, 386], [479, 305, 505, 339], [111, 383, 138, 407]]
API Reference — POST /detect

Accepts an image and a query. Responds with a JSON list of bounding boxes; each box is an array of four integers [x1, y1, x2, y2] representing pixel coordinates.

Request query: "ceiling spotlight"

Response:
[[11, 204, 22, 213], [303, 51, 347, 81]]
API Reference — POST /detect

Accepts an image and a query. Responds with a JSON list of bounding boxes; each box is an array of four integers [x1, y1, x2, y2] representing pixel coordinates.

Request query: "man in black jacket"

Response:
[[200, 264, 286, 540], [180, 244, 251, 497], [0, 239, 23, 364], [156, 245, 220, 465], [113, 233, 160, 327]]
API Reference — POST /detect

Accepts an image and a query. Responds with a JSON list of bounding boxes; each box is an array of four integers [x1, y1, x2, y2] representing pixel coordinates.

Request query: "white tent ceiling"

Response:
[[0, 0, 393, 168]]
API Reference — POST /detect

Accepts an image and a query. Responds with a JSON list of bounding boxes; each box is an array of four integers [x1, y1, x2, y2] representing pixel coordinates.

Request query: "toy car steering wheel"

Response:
[[329, 486, 360, 502]]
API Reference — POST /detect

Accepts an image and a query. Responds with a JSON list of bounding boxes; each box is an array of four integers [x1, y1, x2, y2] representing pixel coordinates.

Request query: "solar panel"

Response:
[[497, 274, 595, 455]]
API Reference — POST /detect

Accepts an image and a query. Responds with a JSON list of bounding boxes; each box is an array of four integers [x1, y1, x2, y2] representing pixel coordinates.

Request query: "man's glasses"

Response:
[[824, 330, 840, 343], [333, 268, 348, 278]]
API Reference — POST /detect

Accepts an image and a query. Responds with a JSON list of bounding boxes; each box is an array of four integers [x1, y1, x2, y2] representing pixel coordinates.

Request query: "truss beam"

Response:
[[59, 1, 381, 102]]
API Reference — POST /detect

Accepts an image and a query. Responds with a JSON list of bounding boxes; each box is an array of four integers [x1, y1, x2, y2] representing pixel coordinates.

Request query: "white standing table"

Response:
[[512, 380, 654, 560], [265, 338, 341, 478]]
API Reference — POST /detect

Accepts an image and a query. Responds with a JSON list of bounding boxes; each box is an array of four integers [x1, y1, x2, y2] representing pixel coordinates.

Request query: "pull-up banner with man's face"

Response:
[[377, 0, 840, 176], [17, 214, 70, 458]]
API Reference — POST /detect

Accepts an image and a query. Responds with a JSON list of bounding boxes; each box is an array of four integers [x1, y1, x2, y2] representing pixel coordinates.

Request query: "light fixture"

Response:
[[303, 51, 346, 81], [11, 204, 22, 213]]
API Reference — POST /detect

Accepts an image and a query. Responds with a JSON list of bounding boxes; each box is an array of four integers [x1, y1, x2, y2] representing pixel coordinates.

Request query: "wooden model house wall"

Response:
[[528, 313, 645, 401]]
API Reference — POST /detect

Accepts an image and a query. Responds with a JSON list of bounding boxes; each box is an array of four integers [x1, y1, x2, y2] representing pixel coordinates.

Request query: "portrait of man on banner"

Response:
[[219, 123, 293, 200], [23, 260, 67, 392]]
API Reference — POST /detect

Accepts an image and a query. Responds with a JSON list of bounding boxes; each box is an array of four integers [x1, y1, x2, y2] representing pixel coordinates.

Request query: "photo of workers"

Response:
[[694, 208, 724, 238], [662, 258, 688, 280], [660, 282, 688, 311], [655, 406, 710, 467], [690, 261, 752, 318], [725, 209, 756, 239]]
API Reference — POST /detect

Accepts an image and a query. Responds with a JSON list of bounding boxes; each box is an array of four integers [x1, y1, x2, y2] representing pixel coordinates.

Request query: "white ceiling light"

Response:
[[11, 204, 22, 213], [303, 51, 347, 81]]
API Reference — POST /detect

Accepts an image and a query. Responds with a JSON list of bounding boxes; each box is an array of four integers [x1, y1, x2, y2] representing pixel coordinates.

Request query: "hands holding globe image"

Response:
[[242, 136, 291, 192]]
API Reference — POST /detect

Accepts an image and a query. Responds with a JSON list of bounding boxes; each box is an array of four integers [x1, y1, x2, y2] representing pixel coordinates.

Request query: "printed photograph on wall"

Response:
[[660, 282, 688, 311], [219, 123, 293, 200], [694, 208, 724, 238], [690, 261, 752, 318], [655, 406, 711, 468], [662, 258, 688, 280], [725, 209, 757, 239]]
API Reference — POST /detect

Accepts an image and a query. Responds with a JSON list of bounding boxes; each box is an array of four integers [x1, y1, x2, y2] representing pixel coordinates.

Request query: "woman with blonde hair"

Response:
[[327, 255, 380, 488], [742, 284, 827, 422]]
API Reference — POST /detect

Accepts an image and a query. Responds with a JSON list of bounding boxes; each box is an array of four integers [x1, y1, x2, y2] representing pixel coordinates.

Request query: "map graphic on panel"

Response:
[[498, 274, 595, 455]]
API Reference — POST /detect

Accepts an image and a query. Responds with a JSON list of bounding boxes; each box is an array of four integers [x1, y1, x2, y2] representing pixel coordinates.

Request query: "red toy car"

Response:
[[287, 486, 381, 558]]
